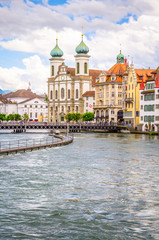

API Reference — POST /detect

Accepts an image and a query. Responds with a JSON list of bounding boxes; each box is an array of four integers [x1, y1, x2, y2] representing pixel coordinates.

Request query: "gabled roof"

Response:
[[0, 96, 12, 104], [82, 91, 95, 97], [67, 67, 101, 87], [135, 69, 154, 83], [4, 89, 43, 99], [19, 97, 46, 104], [107, 63, 127, 76]]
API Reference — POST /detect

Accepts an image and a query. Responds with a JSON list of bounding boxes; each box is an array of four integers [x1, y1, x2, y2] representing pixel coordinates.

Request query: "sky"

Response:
[[0, 0, 159, 93]]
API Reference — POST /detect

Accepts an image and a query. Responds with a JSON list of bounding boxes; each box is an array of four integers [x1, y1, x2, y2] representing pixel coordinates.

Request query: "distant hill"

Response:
[[0, 89, 12, 95]]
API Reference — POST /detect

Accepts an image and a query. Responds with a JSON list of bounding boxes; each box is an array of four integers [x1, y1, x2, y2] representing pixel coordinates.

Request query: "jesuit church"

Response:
[[48, 34, 100, 122]]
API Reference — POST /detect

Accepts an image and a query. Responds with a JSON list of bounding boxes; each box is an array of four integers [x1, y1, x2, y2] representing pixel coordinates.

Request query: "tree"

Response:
[[65, 113, 73, 122], [82, 112, 94, 122], [14, 114, 22, 121], [22, 113, 29, 122], [6, 114, 14, 121], [73, 113, 81, 122], [0, 113, 7, 121]]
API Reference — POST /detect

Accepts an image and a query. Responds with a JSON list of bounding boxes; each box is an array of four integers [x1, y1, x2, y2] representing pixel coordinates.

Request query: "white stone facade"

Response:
[[140, 79, 159, 132]]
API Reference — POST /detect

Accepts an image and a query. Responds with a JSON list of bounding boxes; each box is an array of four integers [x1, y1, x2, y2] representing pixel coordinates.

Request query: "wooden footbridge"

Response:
[[0, 122, 128, 133]]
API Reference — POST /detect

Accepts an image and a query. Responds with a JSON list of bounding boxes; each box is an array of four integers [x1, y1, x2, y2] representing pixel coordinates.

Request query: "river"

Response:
[[0, 133, 159, 239]]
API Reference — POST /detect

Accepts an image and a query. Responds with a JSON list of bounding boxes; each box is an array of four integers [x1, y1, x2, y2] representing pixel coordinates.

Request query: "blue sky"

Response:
[[0, 0, 159, 92]]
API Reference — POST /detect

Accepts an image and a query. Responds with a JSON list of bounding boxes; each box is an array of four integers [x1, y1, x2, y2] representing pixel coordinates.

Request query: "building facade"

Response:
[[122, 64, 153, 127], [47, 36, 100, 123], [82, 91, 95, 113], [140, 67, 159, 132], [94, 52, 127, 123]]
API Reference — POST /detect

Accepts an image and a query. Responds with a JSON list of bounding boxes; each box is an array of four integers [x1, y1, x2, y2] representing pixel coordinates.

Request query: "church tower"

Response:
[[50, 38, 64, 77], [75, 34, 90, 76]]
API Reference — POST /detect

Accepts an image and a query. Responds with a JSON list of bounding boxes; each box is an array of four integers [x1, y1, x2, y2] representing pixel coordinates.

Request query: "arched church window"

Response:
[[84, 62, 87, 74], [77, 62, 80, 74], [61, 88, 64, 99], [76, 89, 78, 99], [68, 89, 70, 99], [52, 65, 54, 76], [50, 90, 53, 99], [55, 90, 58, 99]]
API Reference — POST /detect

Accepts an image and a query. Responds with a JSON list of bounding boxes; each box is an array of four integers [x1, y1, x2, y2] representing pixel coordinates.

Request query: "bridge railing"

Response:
[[0, 136, 57, 152]]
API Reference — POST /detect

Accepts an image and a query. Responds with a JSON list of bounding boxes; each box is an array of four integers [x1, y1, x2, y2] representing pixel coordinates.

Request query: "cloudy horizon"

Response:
[[0, 0, 159, 93]]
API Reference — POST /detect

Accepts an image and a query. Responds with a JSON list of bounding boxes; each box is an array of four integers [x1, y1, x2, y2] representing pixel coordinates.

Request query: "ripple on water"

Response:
[[0, 133, 159, 239]]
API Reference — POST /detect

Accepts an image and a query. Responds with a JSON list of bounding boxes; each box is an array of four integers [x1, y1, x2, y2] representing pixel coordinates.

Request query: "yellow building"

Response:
[[122, 63, 153, 127], [94, 52, 128, 123]]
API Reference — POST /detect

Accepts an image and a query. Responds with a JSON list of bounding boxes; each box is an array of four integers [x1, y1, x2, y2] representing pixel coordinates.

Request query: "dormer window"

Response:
[[111, 75, 116, 81]]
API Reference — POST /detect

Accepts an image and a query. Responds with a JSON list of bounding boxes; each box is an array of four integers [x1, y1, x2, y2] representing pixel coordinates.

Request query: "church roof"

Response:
[[4, 89, 43, 99], [75, 34, 89, 55], [82, 91, 95, 97], [67, 68, 101, 87]]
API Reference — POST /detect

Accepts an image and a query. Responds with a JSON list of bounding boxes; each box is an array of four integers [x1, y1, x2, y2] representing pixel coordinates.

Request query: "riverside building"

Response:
[[47, 35, 100, 123], [94, 51, 127, 123], [139, 67, 159, 132], [122, 64, 153, 128]]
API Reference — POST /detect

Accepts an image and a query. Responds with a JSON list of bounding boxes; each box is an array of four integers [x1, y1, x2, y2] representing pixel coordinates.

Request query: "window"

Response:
[[61, 88, 64, 99], [35, 112, 37, 118], [112, 85, 114, 88], [77, 62, 80, 74], [68, 106, 70, 112], [141, 105, 143, 110], [55, 90, 58, 99], [112, 92, 114, 97], [24, 105, 27, 108], [141, 116, 143, 121], [93, 96, 95, 100], [107, 92, 109, 97], [118, 100, 122, 105], [93, 102, 95, 106], [35, 105, 37, 108], [30, 105, 32, 108], [50, 90, 53, 99], [111, 111, 114, 114], [56, 106, 58, 112], [52, 65, 54, 76], [156, 104, 159, 109], [41, 105, 43, 108], [141, 96, 143, 100], [68, 89, 70, 99], [76, 106, 78, 112], [76, 89, 78, 99], [132, 84, 134, 90], [84, 62, 87, 74], [30, 112, 32, 118], [156, 94, 159, 99], [156, 116, 159, 121], [61, 106, 64, 112], [86, 103, 88, 107], [118, 93, 122, 98], [86, 97, 88, 100]]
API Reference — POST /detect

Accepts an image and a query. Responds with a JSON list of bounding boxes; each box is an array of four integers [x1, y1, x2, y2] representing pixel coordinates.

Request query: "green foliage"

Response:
[[7, 114, 14, 121], [82, 112, 94, 122], [6, 113, 22, 121], [45, 96, 48, 101], [0, 113, 7, 121], [73, 113, 81, 122], [22, 113, 29, 122], [149, 131, 156, 135], [65, 113, 73, 122], [65, 113, 81, 122], [14, 114, 22, 121]]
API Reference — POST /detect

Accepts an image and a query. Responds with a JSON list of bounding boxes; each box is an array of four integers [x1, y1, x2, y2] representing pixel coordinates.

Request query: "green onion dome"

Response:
[[50, 39, 63, 58], [117, 50, 125, 64], [75, 34, 89, 54]]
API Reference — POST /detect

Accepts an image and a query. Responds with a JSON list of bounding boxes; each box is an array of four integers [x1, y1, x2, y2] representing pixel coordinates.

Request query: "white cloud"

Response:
[[0, 55, 48, 93], [0, 0, 159, 92]]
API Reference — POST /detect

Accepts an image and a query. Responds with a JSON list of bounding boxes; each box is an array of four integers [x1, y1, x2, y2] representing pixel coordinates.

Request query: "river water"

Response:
[[0, 132, 159, 239]]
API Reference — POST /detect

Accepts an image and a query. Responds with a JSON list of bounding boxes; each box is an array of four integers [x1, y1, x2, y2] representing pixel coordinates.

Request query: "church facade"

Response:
[[47, 35, 100, 123]]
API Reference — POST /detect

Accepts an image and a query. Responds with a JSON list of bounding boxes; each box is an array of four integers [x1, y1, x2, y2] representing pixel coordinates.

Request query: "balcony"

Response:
[[93, 105, 108, 109], [125, 98, 134, 103]]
